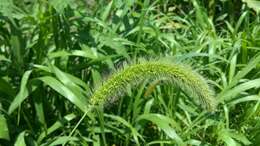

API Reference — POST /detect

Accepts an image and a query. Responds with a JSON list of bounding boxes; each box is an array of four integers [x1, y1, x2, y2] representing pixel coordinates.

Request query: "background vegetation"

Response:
[[0, 0, 260, 145]]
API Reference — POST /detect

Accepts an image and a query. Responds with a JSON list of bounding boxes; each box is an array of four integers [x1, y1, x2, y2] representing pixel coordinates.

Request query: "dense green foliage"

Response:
[[0, 0, 260, 145]]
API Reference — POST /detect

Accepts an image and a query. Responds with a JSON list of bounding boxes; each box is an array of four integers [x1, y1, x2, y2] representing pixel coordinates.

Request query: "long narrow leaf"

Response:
[[8, 70, 32, 114], [38, 76, 87, 112]]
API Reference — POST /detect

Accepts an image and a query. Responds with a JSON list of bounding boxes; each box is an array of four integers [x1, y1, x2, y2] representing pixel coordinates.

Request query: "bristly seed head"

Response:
[[90, 60, 217, 112]]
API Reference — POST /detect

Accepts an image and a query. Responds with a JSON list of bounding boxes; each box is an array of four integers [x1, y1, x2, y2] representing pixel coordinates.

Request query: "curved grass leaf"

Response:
[[146, 140, 179, 146], [14, 131, 26, 146], [218, 128, 251, 146], [48, 136, 79, 146], [48, 50, 97, 60], [221, 53, 260, 93], [136, 113, 183, 145], [219, 78, 260, 102], [229, 95, 260, 106], [0, 55, 11, 62], [37, 76, 87, 112], [101, 0, 113, 21], [51, 65, 88, 103], [104, 114, 142, 145], [8, 70, 32, 114], [0, 114, 9, 140], [243, 0, 260, 12]]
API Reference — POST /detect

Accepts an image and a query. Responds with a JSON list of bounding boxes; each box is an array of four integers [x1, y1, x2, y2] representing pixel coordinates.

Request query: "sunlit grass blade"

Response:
[[37, 76, 88, 112], [8, 70, 32, 114], [48, 136, 79, 146], [136, 113, 183, 145], [219, 78, 260, 102], [0, 114, 9, 140], [104, 114, 143, 145], [14, 131, 26, 146]]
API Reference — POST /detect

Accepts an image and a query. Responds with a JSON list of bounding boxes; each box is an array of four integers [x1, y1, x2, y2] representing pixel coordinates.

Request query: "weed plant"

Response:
[[0, 0, 260, 145]]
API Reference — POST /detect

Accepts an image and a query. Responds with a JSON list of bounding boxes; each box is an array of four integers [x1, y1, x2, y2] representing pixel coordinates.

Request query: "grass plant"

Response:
[[0, 0, 260, 145]]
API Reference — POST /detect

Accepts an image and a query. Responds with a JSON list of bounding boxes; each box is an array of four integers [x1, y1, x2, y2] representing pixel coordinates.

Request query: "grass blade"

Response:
[[219, 78, 260, 102], [14, 131, 26, 146], [0, 114, 10, 140], [8, 70, 32, 114], [37, 76, 87, 112], [136, 113, 183, 145]]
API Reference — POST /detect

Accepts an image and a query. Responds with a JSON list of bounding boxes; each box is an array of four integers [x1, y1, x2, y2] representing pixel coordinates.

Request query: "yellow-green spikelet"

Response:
[[91, 61, 217, 111]]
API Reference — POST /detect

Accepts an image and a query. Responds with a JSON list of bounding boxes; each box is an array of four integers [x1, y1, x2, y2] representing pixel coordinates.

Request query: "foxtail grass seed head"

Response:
[[90, 61, 217, 112]]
